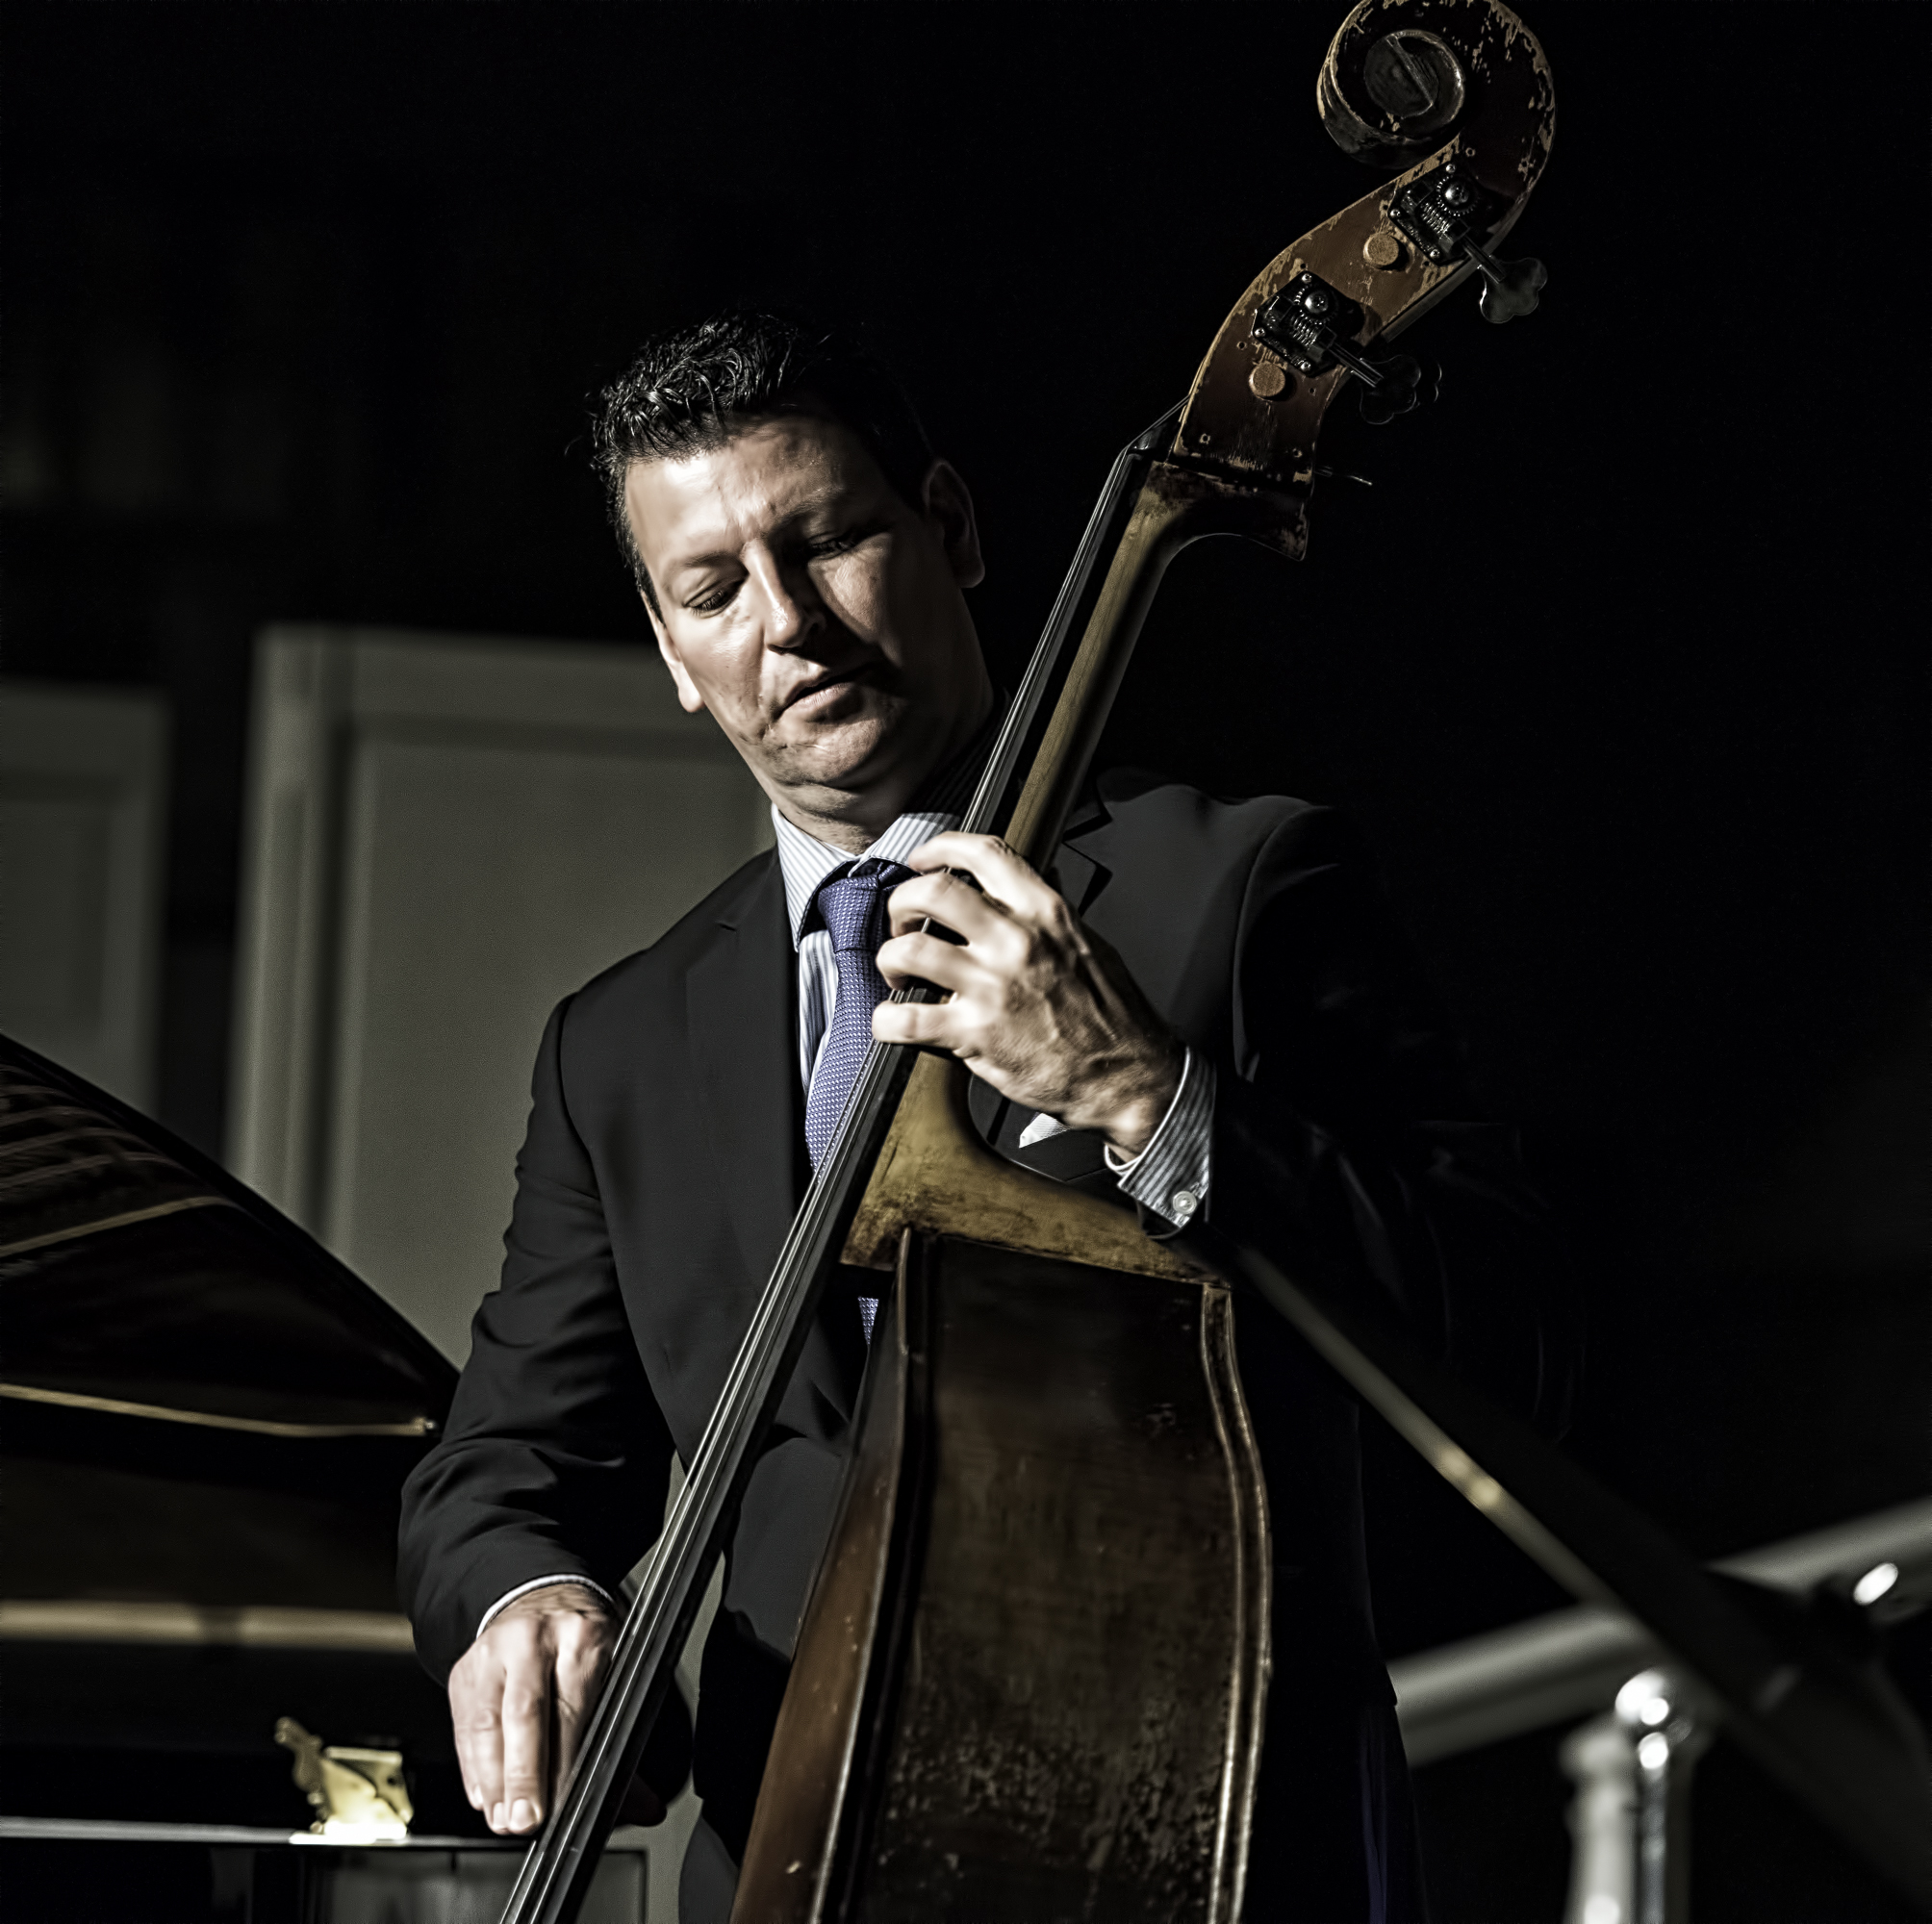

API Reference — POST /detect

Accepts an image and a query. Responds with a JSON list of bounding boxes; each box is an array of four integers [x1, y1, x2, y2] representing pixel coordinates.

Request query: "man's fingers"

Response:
[[448, 1645, 506, 1815], [445, 1589, 619, 1836], [551, 1619, 613, 1785], [876, 929, 987, 995], [884, 867, 1004, 945], [872, 995, 967, 1051], [904, 833, 1060, 924], [497, 1642, 552, 1834], [451, 1713, 496, 1814]]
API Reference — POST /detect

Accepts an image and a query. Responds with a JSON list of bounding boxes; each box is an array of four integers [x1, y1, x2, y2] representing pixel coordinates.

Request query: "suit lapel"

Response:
[[1053, 791, 1113, 917], [685, 856, 859, 1426], [687, 854, 799, 1287]]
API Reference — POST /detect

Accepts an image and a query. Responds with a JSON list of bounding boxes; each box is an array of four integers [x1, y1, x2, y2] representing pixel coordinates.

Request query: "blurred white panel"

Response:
[[229, 628, 769, 1362], [0, 681, 168, 1110]]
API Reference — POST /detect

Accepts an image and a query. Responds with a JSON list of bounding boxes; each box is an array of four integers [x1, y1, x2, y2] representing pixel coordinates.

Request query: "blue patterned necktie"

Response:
[[803, 858, 913, 1341]]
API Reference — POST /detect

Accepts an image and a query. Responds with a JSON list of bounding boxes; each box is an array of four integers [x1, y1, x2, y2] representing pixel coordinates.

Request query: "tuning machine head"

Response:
[[1389, 162, 1547, 324], [1253, 271, 1441, 427]]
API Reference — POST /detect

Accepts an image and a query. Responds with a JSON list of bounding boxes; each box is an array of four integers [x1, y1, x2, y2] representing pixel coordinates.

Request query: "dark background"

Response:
[[5, 4, 1927, 1916]]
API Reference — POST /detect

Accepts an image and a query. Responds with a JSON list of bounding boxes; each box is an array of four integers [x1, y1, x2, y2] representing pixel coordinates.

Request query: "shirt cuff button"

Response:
[[1168, 1188, 1199, 1222]]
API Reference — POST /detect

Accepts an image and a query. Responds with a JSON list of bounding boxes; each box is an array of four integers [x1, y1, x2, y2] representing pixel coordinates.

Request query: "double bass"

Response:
[[507, 4, 1932, 1918]]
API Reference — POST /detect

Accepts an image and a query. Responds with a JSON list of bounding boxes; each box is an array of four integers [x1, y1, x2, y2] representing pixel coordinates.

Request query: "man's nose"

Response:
[[747, 548, 823, 650]]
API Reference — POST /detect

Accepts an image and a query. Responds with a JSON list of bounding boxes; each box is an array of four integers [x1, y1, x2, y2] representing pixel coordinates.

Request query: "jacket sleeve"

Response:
[[397, 994, 675, 1683], [1208, 806, 1578, 1436]]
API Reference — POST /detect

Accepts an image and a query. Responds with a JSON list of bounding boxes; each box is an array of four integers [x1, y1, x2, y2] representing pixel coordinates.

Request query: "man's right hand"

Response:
[[448, 1582, 617, 1835]]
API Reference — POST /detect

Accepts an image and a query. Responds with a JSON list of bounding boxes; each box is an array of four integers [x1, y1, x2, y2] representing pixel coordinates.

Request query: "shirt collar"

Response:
[[772, 700, 1003, 949]]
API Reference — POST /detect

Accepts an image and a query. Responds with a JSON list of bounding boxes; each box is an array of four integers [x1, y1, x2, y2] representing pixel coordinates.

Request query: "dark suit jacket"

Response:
[[398, 772, 1568, 1904]]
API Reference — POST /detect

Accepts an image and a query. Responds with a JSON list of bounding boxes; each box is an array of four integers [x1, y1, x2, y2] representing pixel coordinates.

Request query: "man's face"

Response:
[[624, 411, 991, 839]]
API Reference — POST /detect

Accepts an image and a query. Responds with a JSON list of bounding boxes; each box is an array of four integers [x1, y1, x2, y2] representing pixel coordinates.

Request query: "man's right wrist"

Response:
[[475, 1574, 616, 1641]]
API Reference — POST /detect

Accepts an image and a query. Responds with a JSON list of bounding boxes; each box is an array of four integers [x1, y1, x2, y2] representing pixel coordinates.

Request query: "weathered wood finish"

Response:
[[734, 1236, 1270, 1924], [843, 1053, 1207, 1283], [1175, 0, 1555, 497]]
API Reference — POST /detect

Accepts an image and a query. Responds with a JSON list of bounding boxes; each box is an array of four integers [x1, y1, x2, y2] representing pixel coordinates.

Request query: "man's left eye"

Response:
[[807, 533, 860, 559]]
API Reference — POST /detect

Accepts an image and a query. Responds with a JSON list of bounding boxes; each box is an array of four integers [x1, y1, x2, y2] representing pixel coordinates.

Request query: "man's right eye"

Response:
[[686, 580, 740, 615]]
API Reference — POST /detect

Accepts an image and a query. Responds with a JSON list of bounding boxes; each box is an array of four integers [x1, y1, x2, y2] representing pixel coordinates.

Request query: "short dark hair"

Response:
[[590, 311, 934, 615]]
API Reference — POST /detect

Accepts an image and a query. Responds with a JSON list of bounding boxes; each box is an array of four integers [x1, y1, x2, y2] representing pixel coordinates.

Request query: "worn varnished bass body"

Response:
[[742, 1237, 1267, 1921], [730, 8, 1557, 1918]]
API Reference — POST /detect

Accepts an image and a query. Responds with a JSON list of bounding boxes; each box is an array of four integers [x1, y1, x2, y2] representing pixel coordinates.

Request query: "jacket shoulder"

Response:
[[1062, 772, 1350, 1053], [564, 846, 778, 1021], [1080, 769, 1338, 872]]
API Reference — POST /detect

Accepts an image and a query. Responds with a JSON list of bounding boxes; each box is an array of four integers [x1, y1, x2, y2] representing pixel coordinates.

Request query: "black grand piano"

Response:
[[0, 1034, 667, 1922]]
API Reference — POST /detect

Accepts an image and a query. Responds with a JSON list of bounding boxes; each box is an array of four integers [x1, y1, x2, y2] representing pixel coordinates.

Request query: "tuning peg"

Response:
[[1251, 270, 1441, 424], [1387, 163, 1547, 325], [1465, 240, 1546, 324], [1358, 353, 1440, 426]]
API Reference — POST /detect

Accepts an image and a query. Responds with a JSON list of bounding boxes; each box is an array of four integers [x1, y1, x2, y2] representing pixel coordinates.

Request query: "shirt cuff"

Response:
[[475, 1574, 617, 1643], [1104, 1049, 1213, 1228]]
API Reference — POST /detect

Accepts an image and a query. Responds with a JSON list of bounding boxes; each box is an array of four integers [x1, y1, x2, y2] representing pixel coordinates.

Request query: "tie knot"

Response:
[[815, 859, 911, 954]]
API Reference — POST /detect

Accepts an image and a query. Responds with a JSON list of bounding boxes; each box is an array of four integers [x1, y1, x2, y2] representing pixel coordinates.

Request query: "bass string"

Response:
[[958, 399, 1182, 843]]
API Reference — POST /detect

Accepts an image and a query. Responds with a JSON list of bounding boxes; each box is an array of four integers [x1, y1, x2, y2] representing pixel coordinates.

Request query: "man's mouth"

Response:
[[782, 665, 872, 713]]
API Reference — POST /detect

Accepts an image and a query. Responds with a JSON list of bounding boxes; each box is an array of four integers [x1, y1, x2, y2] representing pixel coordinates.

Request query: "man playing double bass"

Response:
[[399, 310, 1566, 1922]]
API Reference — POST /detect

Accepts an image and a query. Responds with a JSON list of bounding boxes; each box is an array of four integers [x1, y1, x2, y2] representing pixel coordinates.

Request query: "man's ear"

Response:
[[624, 458, 707, 714], [647, 598, 708, 715], [921, 459, 985, 592]]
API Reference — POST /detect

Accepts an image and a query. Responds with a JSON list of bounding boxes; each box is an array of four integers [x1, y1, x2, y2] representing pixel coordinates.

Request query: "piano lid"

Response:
[[0, 1032, 455, 1439], [0, 1036, 482, 1844]]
